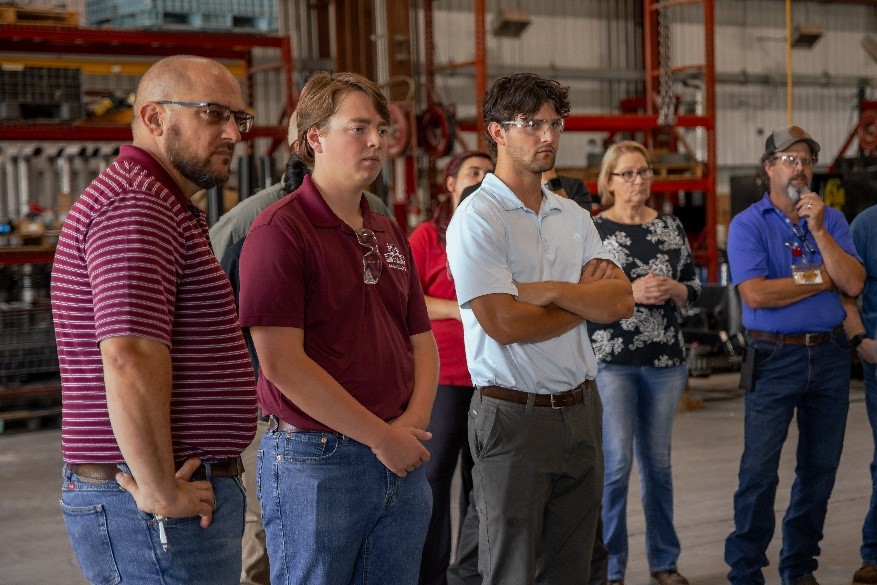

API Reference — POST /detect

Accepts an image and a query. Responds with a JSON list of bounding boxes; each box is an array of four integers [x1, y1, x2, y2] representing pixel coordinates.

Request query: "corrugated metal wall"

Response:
[[422, 0, 876, 180], [7, 1, 876, 190]]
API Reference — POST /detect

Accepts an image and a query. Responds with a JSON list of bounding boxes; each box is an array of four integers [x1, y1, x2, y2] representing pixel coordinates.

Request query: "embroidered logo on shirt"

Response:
[[383, 243, 407, 270]]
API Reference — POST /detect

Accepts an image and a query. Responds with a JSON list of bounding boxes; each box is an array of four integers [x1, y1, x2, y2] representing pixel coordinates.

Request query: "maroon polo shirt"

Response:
[[50, 145, 257, 463], [238, 175, 431, 432]]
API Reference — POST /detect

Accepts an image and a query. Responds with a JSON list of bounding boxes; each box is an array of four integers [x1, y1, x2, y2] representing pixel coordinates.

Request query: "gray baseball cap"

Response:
[[764, 125, 820, 157]]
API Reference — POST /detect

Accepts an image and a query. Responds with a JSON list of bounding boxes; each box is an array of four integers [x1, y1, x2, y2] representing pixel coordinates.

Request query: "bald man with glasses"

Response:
[[51, 55, 257, 585]]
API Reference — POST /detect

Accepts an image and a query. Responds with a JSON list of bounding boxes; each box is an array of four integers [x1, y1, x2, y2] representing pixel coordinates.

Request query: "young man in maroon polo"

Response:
[[238, 72, 439, 584], [50, 55, 257, 585]]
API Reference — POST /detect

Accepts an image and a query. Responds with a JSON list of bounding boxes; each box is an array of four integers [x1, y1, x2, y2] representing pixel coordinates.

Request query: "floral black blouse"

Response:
[[590, 213, 701, 367]]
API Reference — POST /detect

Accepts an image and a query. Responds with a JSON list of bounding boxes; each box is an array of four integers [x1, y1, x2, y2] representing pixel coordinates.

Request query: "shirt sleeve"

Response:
[[672, 215, 702, 304], [238, 222, 306, 329], [85, 194, 182, 346], [727, 209, 768, 285], [446, 200, 518, 307], [408, 222, 433, 292], [396, 222, 432, 336]]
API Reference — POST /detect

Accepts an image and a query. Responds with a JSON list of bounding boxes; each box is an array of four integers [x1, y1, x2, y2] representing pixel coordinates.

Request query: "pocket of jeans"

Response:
[[60, 501, 121, 585], [282, 432, 343, 462]]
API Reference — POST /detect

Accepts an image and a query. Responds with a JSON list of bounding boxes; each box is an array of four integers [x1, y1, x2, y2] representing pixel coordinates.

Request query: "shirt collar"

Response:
[[118, 145, 190, 209], [295, 174, 385, 233], [482, 173, 562, 214]]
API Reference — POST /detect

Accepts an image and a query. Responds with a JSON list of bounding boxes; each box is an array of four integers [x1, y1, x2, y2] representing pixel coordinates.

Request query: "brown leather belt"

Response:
[[67, 456, 244, 482], [479, 379, 595, 408], [748, 326, 842, 346]]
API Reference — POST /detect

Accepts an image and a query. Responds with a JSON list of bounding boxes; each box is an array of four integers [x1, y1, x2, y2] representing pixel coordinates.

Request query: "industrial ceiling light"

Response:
[[791, 24, 823, 49], [491, 8, 531, 38], [863, 35, 877, 65]]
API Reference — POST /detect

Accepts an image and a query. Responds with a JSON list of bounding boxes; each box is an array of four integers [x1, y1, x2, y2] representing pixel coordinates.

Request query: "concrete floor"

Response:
[[1, 373, 873, 585]]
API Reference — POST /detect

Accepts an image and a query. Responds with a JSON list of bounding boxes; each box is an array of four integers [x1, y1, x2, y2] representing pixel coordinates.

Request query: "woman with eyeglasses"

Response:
[[591, 140, 701, 585], [408, 150, 494, 585]]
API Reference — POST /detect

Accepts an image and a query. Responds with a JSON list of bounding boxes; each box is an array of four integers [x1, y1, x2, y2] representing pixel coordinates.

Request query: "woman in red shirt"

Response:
[[409, 150, 493, 585]]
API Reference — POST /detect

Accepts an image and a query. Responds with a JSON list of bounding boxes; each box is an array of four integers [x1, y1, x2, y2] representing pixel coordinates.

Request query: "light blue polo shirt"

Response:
[[727, 193, 860, 334], [446, 173, 614, 394]]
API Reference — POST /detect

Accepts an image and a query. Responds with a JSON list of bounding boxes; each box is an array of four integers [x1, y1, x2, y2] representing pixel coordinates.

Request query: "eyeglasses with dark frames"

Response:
[[355, 228, 383, 285], [500, 118, 565, 135], [610, 167, 654, 183], [156, 101, 255, 133]]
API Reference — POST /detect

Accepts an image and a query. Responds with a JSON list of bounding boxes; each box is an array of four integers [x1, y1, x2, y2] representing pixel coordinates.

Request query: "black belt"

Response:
[[67, 456, 244, 482], [747, 325, 843, 346], [479, 379, 595, 408]]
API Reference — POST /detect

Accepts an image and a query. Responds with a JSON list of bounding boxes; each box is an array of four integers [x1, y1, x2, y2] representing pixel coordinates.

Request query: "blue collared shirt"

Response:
[[727, 193, 860, 333], [851, 204, 877, 338], [446, 173, 614, 394]]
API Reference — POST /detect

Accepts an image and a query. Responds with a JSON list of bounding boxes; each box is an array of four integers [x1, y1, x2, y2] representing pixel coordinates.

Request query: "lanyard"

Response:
[[781, 215, 816, 261]]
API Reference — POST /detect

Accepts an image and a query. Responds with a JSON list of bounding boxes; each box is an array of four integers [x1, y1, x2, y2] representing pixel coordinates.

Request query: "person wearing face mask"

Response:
[[725, 126, 865, 585], [590, 140, 701, 585], [409, 150, 494, 585]]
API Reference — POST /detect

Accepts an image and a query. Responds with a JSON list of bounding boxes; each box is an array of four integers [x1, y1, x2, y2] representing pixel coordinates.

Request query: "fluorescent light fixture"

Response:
[[491, 8, 531, 38], [791, 24, 823, 49]]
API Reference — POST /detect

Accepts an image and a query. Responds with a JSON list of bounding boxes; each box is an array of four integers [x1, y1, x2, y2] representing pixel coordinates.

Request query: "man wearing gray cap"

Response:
[[724, 125, 865, 585]]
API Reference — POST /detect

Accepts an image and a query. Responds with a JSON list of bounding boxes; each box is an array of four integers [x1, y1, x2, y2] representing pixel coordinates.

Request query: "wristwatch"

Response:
[[850, 332, 867, 350], [544, 176, 563, 191]]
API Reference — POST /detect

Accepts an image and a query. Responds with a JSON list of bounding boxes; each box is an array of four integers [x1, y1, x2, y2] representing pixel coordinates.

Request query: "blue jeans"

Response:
[[258, 428, 432, 585], [60, 465, 246, 585], [725, 334, 850, 585], [596, 363, 688, 580], [861, 360, 877, 565]]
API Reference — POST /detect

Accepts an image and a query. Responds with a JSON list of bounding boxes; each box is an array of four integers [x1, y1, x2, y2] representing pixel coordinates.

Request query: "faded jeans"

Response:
[[596, 363, 688, 581], [258, 428, 432, 585], [61, 465, 245, 585]]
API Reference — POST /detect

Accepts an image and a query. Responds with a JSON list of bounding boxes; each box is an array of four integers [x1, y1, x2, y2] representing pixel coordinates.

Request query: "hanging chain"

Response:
[[657, 0, 676, 127]]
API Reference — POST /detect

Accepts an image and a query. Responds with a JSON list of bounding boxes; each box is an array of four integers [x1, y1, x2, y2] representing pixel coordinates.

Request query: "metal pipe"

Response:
[[259, 155, 274, 190], [238, 154, 252, 200], [5, 148, 18, 220], [17, 146, 42, 218], [55, 145, 87, 197]]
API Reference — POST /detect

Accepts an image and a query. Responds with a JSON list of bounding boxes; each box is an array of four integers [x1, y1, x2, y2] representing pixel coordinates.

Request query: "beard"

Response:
[[166, 124, 233, 190]]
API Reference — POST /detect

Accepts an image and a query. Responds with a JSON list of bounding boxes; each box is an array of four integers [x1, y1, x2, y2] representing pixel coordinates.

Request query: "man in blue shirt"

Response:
[[725, 125, 865, 585], [446, 72, 633, 585], [848, 206, 877, 585]]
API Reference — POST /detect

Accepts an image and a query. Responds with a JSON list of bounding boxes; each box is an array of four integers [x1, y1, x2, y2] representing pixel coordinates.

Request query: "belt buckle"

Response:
[[804, 332, 818, 345], [549, 392, 564, 409]]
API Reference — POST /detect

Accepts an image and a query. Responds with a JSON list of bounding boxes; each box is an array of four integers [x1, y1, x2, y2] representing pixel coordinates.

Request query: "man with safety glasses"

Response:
[[725, 126, 865, 585], [446, 72, 633, 585]]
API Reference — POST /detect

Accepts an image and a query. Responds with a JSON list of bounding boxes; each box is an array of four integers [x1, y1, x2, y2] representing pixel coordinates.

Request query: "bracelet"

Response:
[[850, 332, 867, 350]]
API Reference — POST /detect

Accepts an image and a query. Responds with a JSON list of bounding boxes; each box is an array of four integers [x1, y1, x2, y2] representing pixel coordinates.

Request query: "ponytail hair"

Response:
[[283, 154, 310, 194]]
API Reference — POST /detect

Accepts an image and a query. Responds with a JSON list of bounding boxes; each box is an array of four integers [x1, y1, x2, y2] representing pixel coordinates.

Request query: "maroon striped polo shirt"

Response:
[[50, 145, 256, 463]]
